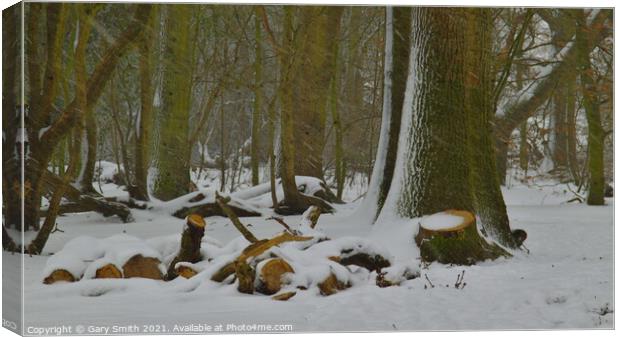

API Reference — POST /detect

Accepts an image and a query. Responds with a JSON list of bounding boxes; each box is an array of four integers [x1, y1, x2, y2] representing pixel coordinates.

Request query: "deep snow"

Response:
[[6, 177, 614, 333]]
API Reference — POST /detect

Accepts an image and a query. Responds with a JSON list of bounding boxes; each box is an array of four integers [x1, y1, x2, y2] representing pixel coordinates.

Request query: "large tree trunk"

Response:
[[378, 8, 508, 263], [385, 8, 473, 218], [276, 7, 334, 215], [153, 5, 193, 201], [356, 7, 410, 222], [131, 8, 156, 201], [465, 8, 517, 248], [250, 12, 263, 187], [576, 10, 605, 205], [3, 4, 21, 233], [278, 7, 309, 213], [293, 7, 343, 180]]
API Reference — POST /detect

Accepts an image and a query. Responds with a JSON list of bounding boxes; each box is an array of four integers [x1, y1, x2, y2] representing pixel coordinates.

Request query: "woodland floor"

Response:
[[4, 172, 614, 332]]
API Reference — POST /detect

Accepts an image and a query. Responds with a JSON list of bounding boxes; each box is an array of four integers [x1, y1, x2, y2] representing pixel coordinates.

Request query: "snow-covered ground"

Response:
[[9, 177, 614, 333]]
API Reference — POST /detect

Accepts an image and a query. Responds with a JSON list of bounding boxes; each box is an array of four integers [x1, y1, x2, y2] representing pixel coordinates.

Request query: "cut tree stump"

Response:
[[95, 264, 123, 279], [414, 210, 509, 265], [257, 258, 294, 295], [43, 269, 76, 284], [166, 214, 206, 280], [122, 255, 163, 280]]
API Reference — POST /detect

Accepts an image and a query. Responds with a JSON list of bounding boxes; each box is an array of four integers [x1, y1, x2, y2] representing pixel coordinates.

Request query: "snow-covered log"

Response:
[[171, 191, 262, 219], [231, 177, 339, 211], [41, 171, 133, 222], [414, 210, 509, 265], [42, 235, 165, 283]]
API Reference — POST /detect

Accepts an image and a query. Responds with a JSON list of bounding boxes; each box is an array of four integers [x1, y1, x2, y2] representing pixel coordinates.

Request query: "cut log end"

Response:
[[257, 258, 294, 295], [43, 269, 76, 284], [95, 263, 122, 279], [318, 273, 348, 296], [187, 214, 206, 229], [415, 210, 509, 265], [176, 265, 198, 279], [122, 255, 163, 280]]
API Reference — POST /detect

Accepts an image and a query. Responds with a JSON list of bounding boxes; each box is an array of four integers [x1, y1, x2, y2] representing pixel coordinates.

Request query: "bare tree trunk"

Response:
[[153, 5, 193, 201], [576, 10, 605, 205], [293, 6, 343, 180], [2, 4, 21, 232], [250, 11, 262, 186], [29, 4, 93, 254], [131, 8, 156, 201]]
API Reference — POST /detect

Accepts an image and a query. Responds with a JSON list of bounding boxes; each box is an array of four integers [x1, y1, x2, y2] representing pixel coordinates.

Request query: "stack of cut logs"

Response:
[[43, 194, 395, 300]]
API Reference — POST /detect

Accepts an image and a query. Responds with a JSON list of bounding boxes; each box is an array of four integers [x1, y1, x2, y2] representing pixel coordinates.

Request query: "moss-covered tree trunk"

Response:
[[293, 6, 343, 180], [278, 7, 306, 212], [576, 10, 605, 205], [276, 7, 333, 215], [392, 8, 473, 218], [131, 7, 156, 201], [2, 4, 21, 233], [153, 5, 193, 201], [464, 8, 517, 248], [250, 12, 263, 187], [379, 8, 508, 263]]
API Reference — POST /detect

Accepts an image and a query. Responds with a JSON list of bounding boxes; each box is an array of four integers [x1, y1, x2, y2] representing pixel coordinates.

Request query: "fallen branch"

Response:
[[211, 232, 312, 284], [172, 196, 261, 219], [215, 192, 258, 243], [42, 171, 133, 222]]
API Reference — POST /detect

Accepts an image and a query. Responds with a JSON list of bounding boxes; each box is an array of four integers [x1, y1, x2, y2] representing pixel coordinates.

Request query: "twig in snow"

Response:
[[266, 216, 297, 235], [50, 223, 64, 234], [454, 270, 466, 289], [520, 243, 530, 254], [424, 274, 435, 288]]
